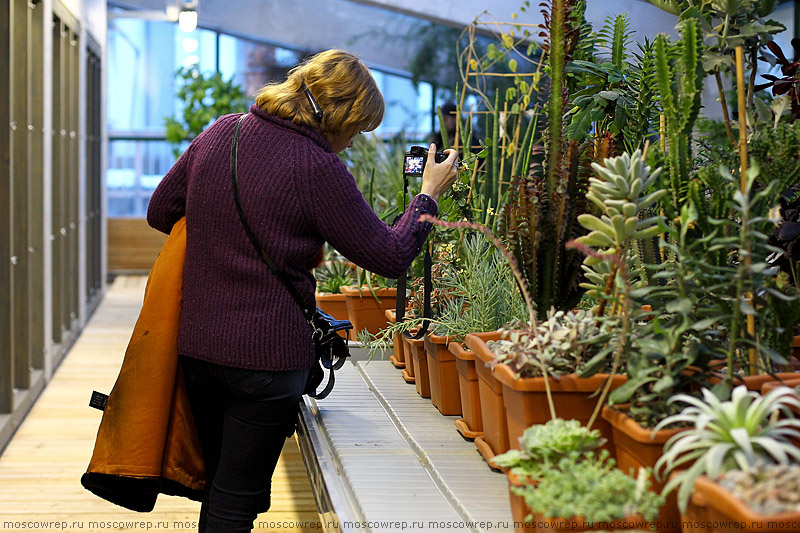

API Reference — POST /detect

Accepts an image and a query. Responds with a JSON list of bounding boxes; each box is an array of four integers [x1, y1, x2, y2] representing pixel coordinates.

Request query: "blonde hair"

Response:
[[255, 49, 384, 141]]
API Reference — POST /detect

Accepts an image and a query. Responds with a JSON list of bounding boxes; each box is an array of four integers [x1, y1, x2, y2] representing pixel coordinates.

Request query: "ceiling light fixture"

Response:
[[178, 0, 198, 33]]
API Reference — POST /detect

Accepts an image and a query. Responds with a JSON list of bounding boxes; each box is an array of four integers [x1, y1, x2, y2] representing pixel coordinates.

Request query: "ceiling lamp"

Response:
[[179, 0, 198, 33]]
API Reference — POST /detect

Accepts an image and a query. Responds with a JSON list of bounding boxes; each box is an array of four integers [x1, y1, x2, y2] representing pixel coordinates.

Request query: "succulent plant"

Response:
[[314, 259, 355, 295], [516, 451, 664, 524], [493, 418, 605, 478], [655, 385, 800, 512], [575, 148, 666, 301], [487, 308, 607, 378], [717, 462, 800, 515]]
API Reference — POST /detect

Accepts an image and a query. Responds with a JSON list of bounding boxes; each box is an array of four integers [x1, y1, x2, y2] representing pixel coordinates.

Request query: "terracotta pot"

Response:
[[449, 341, 483, 439], [424, 333, 462, 416], [740, 372, 800, 392], [492, 364, 626, 459], [340, 285, 397, 336], [315, 292, 352, 340], [684, 475, 800, 533], [384, 309, 404, 369], [601, 406, 686, 533], [507, 471, 536, 532], [465, 331, 510, 469], [400, 333, 416, 384], [761, 378, 800, 412], [710, 371, 800, 392], [407, 335, 430, 398]]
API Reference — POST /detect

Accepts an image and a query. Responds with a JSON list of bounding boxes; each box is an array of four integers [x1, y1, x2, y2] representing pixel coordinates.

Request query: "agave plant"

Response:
[[655, 385, 800, 512], [314, 259, 356, 295]]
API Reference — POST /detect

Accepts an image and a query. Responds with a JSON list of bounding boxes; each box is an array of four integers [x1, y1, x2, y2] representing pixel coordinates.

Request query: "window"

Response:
[[107, 11, 435, 216]]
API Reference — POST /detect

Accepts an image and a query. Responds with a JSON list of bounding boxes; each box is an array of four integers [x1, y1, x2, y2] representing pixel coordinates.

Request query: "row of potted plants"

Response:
[[317, 0, 800, 531]]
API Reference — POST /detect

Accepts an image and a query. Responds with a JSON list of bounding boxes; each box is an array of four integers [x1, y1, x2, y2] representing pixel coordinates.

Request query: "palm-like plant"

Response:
[[655, 385, 800, 512]]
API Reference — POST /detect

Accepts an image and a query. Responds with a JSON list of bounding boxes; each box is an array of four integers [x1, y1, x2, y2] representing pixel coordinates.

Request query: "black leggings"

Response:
[[179, 355, 310, 533]]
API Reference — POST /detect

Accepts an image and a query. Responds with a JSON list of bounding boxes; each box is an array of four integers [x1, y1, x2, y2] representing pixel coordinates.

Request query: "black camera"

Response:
[[403, 145, 449, 176]]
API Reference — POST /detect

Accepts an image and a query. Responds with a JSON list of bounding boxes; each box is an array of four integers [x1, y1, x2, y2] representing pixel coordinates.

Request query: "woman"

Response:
[[146, 49, 458, 533]]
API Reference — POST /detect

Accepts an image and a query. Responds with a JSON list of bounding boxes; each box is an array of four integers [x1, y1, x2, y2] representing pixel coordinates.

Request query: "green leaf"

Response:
[[509, 59, 518, 72], [653, 375, 675, 393], [567, 107, 594, 140], [646, 0, 680, 16], [597, 90, 620, 101], [610, 377, 655, 404], [666, 298, 692, 314]]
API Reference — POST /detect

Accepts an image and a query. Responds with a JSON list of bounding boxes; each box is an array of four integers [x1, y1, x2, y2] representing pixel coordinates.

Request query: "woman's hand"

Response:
[[420, 144, 459, 203]]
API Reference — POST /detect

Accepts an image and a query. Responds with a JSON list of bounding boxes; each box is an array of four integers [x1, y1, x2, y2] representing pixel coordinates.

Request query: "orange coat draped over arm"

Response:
[[81, 218, 206, 512]]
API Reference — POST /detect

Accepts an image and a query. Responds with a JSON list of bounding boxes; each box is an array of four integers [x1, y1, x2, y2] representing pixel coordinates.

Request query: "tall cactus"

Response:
[[501, 0, 591, 319], [654, 18, 704, 220]]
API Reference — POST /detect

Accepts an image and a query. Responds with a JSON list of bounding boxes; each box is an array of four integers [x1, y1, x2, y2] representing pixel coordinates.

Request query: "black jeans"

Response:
[[179, 355, 309, 533]]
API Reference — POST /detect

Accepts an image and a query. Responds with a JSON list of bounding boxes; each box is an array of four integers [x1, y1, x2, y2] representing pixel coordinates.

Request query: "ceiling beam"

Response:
[[345, 0, 679, 42], [109, 0, 679, 76], [111, 0, 430, 75]]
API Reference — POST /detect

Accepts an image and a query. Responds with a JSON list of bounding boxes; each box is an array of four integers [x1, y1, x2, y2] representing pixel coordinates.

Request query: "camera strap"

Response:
[[394, 171, 433, 340]]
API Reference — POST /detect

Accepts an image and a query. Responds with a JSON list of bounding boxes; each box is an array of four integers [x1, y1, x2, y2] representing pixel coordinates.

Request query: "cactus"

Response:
[[654, 18, 704, 220], [499, 0, 593, 319]]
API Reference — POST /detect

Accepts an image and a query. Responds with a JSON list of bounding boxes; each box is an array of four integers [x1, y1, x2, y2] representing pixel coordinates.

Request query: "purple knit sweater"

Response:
[[147, 104, 437, 371]]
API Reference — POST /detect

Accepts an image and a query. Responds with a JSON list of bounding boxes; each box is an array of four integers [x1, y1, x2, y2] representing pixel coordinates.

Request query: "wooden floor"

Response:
[[0, 276, 322, 533]]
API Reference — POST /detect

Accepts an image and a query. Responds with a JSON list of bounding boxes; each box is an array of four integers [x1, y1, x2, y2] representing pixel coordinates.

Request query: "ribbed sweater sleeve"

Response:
[[146, 143, 192, 234], [300, 155, 437, 279]]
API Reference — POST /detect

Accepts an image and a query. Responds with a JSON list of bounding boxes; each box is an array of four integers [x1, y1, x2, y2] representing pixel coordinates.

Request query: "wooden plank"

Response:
[[85, 36, 102, 302], [28, 0, 45, 371], [68, 27, 79, 324], [50, 15, 64, 344], [12, 0, 32, 391], [85, 50, 98, 302], [0, 0, 14, 413], [0, 277, 322, 532], [107, 218, 168, 273]]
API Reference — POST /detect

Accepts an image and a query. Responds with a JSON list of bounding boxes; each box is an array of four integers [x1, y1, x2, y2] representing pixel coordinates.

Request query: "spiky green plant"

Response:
[[359, 233, 528, 358], [314, 260, 355, 295], [655, 385, 800, 512], [500, 0, 593, 319], [654, 18, 704, 220]]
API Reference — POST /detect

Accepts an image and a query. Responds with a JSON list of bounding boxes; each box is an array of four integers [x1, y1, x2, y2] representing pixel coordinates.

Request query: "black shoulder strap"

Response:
[[229, 113, 314, 323]]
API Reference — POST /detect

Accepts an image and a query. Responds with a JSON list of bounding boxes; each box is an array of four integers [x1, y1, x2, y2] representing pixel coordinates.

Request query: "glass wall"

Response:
[[107, 12, 434, 217]]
